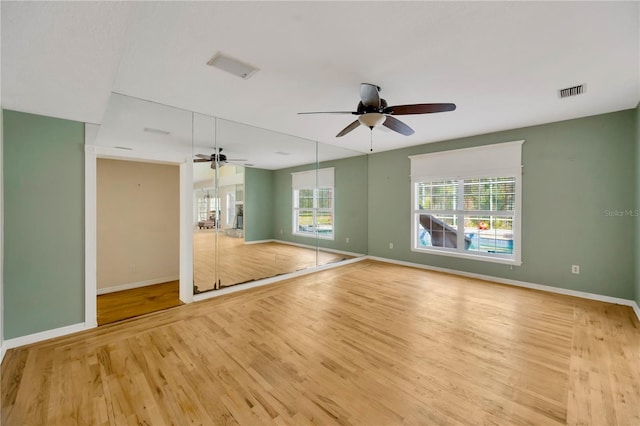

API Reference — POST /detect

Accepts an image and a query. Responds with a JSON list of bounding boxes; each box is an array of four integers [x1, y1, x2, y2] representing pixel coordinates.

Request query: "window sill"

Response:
[[411, 246, 522, 266]]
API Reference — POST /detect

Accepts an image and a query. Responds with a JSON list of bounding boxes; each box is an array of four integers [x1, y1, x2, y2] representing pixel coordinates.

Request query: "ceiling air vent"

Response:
[[207, 52, 259, 80], [144, 127, 170, 135], [559, 84, 585, 98]]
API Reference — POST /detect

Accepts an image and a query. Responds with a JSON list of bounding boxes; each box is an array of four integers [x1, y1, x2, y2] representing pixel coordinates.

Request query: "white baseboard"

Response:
[[367, 256, 640, 322], [2, 322, 90, 353], [0, 341, 6, 365], [245, 238, 364, 258], [632, 301, 640, 322], [97, 275, 179, 295], [244, 239, 274, 245], [272, 239, 365, 258]]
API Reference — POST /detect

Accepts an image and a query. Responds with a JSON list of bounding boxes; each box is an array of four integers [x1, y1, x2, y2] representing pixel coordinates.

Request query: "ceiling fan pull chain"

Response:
[[370, 129, 373, 152]]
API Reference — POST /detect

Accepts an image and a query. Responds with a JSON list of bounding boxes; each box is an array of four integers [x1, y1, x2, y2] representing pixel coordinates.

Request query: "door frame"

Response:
[[84, 144, 194, 328]]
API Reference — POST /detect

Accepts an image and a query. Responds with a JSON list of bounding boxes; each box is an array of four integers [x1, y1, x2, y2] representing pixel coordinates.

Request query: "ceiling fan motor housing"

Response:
[[357, 98, 388, 114]]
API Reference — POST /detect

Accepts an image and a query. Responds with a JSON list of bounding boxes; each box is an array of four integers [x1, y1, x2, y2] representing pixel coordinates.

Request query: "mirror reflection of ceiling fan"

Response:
[[298, 83, 456, 137], [193, 148, 248, 169]]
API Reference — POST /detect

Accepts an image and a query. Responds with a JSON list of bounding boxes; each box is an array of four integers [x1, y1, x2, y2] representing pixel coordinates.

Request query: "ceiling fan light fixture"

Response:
[[358, 113, 385, 128]]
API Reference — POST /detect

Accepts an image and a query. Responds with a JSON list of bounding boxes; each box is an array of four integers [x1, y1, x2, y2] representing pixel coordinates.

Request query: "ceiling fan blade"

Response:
[[227, 158, 248, 162], [336, 120, 361, 137], [298, 111, 358, 115], [194, 158, 211, 163], [195, 154, 211, 160], [383, 103, 456, 115], [383, 116, 415, 136], [360, 83, 381, 109]]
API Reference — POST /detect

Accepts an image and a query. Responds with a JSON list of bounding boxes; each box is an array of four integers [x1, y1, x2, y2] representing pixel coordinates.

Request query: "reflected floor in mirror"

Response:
[[193, 231, 353, 293]]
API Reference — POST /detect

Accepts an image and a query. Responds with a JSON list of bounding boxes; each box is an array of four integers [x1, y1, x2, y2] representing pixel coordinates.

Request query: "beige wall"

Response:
[[97, 159, 179, 291]]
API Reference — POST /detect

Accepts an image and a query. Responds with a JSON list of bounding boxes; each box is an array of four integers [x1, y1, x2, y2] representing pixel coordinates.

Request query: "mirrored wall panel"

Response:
[[95, 93, 368, 298]]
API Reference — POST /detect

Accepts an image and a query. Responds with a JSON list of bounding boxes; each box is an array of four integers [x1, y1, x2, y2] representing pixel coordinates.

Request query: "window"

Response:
[[226, 192, 235, 226], [410, 141, 522, 265], [197, 190, 219, 222], [292, 168, 334, 240]]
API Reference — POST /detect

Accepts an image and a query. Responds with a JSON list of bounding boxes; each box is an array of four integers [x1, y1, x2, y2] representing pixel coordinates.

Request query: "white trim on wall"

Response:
[[97, 275, 180, 295], [244, 238, 365, 258], [179, 160, 195, 304], [3, 323, 88, 351], [273, 239, 364, 258], [84, 143, 98, 328], [367, 255, 640, 322], [84, 144, 194, 331], [1, 106, 5, 364], [244, 239, 276, 245]]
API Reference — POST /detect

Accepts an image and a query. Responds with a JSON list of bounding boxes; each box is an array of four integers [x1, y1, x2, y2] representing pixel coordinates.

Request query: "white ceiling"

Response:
[[94, 93, 360, 170], [2, 1, 639, 155]]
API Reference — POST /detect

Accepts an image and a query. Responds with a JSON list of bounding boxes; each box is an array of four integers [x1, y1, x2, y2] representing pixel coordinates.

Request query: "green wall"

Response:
[[2, 107, 637, 341], [3, 110, 85, 338], [244, 167, 275, 241], [272, 155, 368, 255], [368, 109, 637, 300], [636, 102, 640, 307]]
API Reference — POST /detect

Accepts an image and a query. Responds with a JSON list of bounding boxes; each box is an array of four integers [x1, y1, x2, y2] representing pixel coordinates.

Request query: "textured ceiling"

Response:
[[2, 1, 639, 155]]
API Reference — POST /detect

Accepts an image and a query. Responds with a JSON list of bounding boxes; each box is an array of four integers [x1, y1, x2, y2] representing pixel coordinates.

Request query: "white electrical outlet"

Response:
[[571, 265, 580, 274], [389, 242, 394, 249], [280, 229, 283, 235], [346, 237, 350, 243]]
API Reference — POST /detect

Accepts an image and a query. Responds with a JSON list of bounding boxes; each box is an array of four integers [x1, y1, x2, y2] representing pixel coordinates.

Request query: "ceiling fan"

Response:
[[298, 83, 456, 137], [194, 148, 248, 169]]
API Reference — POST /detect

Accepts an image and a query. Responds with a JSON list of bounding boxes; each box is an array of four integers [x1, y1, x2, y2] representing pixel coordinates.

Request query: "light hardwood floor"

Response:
[[194, 231, 353, 292], [96, 233, 351, 326], [97, 281, 183, 326], [3, 260, 639, 425]]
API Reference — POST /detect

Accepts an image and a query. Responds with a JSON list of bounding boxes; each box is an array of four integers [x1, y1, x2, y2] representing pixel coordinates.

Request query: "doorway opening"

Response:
[[96, 158, 182, 325], [97, 281, 181, 325]]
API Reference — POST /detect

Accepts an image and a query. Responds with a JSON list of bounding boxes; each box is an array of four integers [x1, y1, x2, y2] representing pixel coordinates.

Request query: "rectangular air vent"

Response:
[[207, 52, 259, 80], [559, 84, 585, 98]]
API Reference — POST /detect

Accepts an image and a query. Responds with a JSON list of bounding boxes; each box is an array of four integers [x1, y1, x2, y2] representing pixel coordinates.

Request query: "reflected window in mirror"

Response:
[[292, 167, 334, 240]]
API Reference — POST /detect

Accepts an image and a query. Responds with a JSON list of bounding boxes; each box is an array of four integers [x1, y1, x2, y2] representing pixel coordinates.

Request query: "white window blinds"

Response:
[[291, 167, 334, 189], [409, 141, 523, 182]]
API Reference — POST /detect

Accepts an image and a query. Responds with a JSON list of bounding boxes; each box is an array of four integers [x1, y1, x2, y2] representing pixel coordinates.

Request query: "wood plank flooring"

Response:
[[97, 281, 183, 326], [2, 260, 639, 425], [193, 231, 353, 292]]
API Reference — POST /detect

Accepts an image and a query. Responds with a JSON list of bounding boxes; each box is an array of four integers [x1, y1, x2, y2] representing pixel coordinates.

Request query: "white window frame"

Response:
[[226, 192, 235, 227], [409, 141, 523, 265], [292, 168, 335, 240]]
